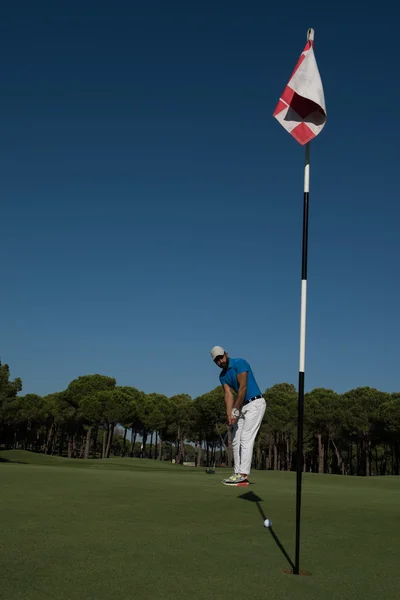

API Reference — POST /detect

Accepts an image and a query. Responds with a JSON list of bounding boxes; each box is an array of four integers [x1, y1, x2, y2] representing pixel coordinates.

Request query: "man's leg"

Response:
[[239, 398, 266, 477], [231, 414, 244, 474], [222, 414, 245, 485]]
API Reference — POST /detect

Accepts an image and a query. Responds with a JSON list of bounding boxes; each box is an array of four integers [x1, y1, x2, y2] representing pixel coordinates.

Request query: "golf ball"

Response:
[[264, 519, 272, 528]]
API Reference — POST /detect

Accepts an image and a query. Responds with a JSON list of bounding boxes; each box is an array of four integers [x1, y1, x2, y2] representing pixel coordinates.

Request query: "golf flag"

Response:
[[273, 38, 326, 145], [273, 29, 327, 576]]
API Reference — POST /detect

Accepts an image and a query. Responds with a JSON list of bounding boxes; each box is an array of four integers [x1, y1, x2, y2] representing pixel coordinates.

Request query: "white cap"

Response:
[[210, 346, 225, 360]]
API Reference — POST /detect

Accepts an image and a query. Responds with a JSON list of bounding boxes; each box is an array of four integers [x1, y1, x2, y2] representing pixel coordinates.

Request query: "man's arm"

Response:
[[227, 372, 248, 426], [223, 384, 234, 421], [233, 371, 248, 411]]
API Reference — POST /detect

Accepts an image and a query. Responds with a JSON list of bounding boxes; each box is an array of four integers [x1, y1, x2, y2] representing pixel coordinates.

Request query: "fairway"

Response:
[[1, 452, 400, 600]]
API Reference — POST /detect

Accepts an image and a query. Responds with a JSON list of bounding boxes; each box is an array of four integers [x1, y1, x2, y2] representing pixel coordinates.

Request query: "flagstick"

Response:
[[273, 25, 325, 576], [294, 136, 310, 575]]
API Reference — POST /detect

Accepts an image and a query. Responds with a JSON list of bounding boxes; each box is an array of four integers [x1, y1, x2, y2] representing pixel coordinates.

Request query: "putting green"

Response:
[[1, 450, 399, 600]]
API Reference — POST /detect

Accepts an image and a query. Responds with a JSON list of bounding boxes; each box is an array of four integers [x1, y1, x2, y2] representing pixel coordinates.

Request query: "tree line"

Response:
[[0, 361, 399, 476]]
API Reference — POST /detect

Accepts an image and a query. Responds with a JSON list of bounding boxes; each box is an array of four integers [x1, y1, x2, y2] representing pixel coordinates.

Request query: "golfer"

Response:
[[210, 346, 266, 486]]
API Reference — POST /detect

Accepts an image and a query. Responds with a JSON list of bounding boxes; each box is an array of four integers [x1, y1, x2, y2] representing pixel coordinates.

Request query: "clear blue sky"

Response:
[[1, 1, 398, 400]]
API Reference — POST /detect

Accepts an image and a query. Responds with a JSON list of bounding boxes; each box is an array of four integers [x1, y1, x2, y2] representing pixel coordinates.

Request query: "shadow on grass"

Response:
[[238, 491, 295, 571], [0, 457, 26, 464]]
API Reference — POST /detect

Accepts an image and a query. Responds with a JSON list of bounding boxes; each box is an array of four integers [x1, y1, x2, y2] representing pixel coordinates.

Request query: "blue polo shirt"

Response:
[[219, 357, 262, 402]]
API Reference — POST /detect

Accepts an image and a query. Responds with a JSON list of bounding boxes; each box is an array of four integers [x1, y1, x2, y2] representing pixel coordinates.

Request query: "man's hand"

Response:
[[228, 408, 240, 426]]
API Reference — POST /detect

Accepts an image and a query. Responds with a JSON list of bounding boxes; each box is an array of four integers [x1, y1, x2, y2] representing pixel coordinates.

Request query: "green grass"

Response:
[[1, 450, 399, 600]]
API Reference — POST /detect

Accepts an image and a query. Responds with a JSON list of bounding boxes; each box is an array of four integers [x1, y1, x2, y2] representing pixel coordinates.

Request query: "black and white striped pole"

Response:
[[273, 25, 326, 577], [294, 135, 310, 575]]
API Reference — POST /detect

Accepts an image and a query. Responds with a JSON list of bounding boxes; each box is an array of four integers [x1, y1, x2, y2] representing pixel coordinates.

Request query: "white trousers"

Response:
[[232, 397, 266, 476]]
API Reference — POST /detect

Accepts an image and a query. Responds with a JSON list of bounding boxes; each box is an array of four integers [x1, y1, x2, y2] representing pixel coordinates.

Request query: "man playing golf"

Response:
[[210, 346, 266, 486]]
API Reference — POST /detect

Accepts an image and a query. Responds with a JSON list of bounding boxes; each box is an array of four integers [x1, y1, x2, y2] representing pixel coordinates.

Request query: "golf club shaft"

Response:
[[215, 423, 229, 450]]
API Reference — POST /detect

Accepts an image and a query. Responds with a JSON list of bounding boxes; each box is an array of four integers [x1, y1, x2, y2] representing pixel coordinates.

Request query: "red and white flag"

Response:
[[273, 39, 326, 145]]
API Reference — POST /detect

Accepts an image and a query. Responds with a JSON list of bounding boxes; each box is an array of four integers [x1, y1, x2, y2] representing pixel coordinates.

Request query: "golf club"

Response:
[[215, 423, 229, 451]]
